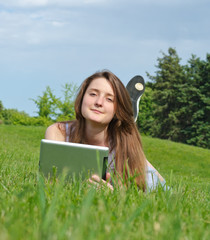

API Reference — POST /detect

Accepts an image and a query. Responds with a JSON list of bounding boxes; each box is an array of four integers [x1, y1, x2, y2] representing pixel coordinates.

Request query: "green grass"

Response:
[[0, 125, 209, 240]]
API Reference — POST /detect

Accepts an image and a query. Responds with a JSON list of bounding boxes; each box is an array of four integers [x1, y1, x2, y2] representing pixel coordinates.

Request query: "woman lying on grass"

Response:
[[45, 70, 166, 191]]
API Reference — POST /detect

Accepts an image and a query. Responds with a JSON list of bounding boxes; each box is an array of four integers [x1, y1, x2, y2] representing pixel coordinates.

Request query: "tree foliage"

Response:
[[0, 100, 4, 124], [56, 83, 77, 121], [31, 83, 77, 121], [137, 82, 154, 135], [181, 54, 210, 147], [0, 107, 53, 126], [145, 48, 210, 148], [31, 86, 59, 119], [0, 100, 3, 113], [147, 48, 186, 140], [0, 82, 77, 126]]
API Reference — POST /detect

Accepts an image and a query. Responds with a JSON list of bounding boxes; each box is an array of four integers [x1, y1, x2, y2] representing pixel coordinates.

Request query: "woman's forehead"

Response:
[[87, 77, 114, 95]]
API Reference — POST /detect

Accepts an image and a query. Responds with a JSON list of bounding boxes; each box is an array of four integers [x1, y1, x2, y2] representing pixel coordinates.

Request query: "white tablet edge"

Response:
[[41, 139, 109, 151]]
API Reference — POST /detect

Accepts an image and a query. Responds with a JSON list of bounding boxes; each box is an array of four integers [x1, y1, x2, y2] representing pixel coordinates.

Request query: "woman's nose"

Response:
[[95, 96, 103, 106]]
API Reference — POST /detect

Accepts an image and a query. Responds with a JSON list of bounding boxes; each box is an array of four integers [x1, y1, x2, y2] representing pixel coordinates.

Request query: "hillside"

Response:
[[0, 125, 209, 240]]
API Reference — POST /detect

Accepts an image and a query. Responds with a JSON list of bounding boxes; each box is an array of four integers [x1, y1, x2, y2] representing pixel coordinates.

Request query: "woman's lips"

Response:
[[91, 109, 103, 114]]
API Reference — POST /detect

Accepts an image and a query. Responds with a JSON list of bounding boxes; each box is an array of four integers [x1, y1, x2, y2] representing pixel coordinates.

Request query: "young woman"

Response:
[[45, 70, 166, 191]]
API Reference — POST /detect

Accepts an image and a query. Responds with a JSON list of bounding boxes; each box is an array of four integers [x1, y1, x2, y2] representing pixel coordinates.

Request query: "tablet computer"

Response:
[[39, 139, 109, 180]]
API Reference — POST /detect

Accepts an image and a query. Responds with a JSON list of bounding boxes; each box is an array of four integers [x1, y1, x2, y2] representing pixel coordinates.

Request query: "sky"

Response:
[[0, 0, 209, 116]]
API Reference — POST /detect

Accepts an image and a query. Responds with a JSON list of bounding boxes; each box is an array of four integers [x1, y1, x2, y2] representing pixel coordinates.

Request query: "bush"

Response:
[[1, 108, 53, 126]]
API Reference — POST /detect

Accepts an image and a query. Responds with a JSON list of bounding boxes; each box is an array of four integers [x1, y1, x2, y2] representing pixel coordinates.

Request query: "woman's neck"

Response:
[[84, 121, 108, 147]]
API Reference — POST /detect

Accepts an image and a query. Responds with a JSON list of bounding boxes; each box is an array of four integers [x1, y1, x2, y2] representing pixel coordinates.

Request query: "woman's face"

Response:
[[81, 77, 115, 126]]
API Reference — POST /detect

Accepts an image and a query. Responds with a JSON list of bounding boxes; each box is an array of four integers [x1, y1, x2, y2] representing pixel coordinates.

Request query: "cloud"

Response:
[[51, 21, 65, 27], [0, 0, 109, 8], [0, 0, 209, 53], [0, 0, 47, 7], [0, 0, 209, 51], [0, 9, 76, 46], [0, 0, 209, 10], [20, 0, 48, 7]]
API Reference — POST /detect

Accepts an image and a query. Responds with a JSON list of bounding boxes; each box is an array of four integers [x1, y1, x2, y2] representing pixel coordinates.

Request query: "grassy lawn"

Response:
[[0, 125, 209, 240]]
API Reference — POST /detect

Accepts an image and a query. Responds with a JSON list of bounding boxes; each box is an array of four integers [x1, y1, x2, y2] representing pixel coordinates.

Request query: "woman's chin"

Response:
[[86, 117, 109, 126]]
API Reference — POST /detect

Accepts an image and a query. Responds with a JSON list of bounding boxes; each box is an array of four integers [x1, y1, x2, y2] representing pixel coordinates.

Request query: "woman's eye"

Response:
[[89, 92, 96, 96], [107, 98, 114, 102]]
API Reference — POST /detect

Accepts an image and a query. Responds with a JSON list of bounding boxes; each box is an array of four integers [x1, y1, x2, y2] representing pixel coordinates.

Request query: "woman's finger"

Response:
[[91, 174, 101, 182], [90, 174, 113, 191], [106, 172, 111, 181]]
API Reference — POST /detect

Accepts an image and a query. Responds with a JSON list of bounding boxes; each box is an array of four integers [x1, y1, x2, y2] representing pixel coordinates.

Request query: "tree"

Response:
[[181, 54, 210, 148], [31, 83, 77, 121], [31, 86, 59, 119], [147, 48, 210, 148], [137, 82, 154, 135], [56, 83, 77, 121], [0, 100, 3, 112], [0, 100, 4, 123], [147, 48, 186, 141]]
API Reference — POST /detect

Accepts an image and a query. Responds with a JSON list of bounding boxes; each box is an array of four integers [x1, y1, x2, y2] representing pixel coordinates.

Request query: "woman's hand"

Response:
[[89, 172, 114, 191]]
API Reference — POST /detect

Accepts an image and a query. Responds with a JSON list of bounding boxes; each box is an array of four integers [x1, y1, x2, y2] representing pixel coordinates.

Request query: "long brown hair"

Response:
[[69, 70, 146, 190]]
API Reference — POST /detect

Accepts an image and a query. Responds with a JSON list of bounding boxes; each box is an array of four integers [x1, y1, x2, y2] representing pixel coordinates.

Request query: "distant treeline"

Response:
[[0, 83, 77, 127], [0, 48, 209, 149], [138, 48, 210, 149]]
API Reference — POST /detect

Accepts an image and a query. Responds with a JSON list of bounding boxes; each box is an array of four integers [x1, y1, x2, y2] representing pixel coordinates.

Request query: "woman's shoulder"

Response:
[[45, 122, 66, 141]]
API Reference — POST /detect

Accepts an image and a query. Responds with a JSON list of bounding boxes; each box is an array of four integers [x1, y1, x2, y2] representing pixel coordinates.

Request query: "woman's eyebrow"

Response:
[[88, 88, 99, 92], [88, 88, 114, 97], [106, 93, 114, 97]]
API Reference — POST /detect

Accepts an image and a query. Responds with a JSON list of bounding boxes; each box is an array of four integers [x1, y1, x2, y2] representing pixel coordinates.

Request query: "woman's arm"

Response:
[[146, 159, 165, 182], [146, 159, 167, 191]]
